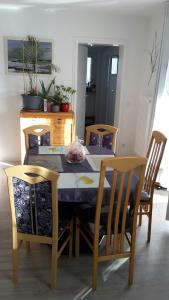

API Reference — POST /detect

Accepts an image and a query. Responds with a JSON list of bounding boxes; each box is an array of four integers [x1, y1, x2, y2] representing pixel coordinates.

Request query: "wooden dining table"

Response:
[[24, 145, 138, 206]]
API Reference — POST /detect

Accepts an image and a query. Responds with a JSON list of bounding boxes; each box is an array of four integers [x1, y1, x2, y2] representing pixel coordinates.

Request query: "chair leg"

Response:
[[69, 219, 73, 258], [92, 254, 98, 291], [51, 244, 57, 289], [128, 232, 136, 285], [147, 204, 153, 243], [128, 254, 134, 285], [25, 241, 31, 252], [12, 235, 18, 283], [75, 218, 80, 257], [138, 206, 142, 226]]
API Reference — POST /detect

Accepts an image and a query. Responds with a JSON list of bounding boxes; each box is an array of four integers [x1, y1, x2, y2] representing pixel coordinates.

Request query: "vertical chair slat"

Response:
[[120, 170, 133, 252], [112, 173, 125, 254], [105, 171, 117, 255], [146, 142, 159, 194]]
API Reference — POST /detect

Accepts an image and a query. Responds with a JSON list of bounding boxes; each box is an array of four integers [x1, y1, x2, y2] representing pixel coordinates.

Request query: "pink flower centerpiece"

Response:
[[66, 138, 85, 163]]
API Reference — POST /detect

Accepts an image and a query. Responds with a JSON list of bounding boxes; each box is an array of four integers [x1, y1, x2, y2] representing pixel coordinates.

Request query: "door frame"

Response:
[[72, 36, 128, 150]]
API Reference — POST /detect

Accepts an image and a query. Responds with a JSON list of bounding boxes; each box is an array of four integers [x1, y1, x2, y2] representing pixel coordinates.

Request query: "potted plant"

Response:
[[22, 35, 42, 110], [50, 85, 63, 112], [21, 35, 59, 111], [39, 77, 56, 111], [59, 85, 76, 112]]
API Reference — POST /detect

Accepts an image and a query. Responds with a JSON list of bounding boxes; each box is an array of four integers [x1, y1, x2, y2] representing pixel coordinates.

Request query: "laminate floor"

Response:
[[0, 162, 169, 300]]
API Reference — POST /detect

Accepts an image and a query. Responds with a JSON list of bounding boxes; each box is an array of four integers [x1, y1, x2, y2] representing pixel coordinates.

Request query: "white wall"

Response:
[[134, 7, 165, 155], [0, 8, 149, 161]]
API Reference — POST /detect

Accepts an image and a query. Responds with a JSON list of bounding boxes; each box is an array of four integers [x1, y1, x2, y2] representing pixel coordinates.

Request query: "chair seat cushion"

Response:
[[140, 190, 150, 202], [75, 203, 132, 233]]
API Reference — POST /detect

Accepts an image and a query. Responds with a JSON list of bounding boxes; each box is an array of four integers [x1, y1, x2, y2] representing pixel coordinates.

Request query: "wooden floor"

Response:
[[0, 162, 169, 299]]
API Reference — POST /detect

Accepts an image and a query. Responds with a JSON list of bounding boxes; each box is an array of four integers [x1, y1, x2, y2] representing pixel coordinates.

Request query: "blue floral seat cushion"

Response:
[[28, 134, 39, 149], [75, 203, 132, 234], [28, 132, 50, 149], [12, 177, 69, 238], [41, 132, 50, 146], [89, 132, 113, 150]]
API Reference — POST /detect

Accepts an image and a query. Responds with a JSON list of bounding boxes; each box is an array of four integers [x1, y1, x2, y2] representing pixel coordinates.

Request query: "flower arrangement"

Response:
[[66, 140, 85, 163]]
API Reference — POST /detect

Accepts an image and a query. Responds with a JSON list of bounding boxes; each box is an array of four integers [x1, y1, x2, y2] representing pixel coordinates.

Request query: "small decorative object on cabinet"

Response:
[[47, 101, 53, 112], [66, 137, 85, 163], [20, 110, 75, 162]]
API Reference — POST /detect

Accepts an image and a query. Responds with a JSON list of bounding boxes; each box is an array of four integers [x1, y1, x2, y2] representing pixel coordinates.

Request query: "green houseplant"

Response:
[[21, 35, 59, 111], [39, 77, 56, 112], [22, 35, 42, 110], [59, 85, 76, 112], [50, 85, 63, 112]]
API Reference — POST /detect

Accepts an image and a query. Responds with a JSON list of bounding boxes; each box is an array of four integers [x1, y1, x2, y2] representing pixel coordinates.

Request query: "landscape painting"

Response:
[[6, 38, 53, 74]]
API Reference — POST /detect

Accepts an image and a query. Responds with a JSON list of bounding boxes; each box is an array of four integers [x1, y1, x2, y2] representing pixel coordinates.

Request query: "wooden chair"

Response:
[[5, 165, 73, 288], [138, 130, 167, 242], [23, 125, 51, 150], [86, 124, 118, 152], [75, 156, 147, 290]]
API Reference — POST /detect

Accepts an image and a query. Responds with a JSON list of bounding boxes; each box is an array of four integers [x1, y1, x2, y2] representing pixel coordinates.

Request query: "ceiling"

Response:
[[0, 0, 166, 16]]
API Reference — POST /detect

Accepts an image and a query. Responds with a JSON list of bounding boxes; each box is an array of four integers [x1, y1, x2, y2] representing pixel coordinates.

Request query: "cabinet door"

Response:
[[52, 118, 73, 145]]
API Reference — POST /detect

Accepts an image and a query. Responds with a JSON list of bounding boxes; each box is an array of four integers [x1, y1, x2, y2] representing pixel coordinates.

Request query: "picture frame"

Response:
[[4, 36, 53, 75]]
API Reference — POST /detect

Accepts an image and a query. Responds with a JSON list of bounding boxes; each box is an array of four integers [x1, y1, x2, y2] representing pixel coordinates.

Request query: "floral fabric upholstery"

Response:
[[13, 177, 53, 237], [28, 134, 39, 149], [13, 177, 32, 234], [41, 132, 50, 146], [102, 134, 113, 150], [89, 132, 113, 150], [28, 132, 50, 149]]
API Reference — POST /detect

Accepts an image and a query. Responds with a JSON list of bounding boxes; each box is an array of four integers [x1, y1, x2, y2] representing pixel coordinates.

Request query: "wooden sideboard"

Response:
[[20, 110, 75, 162]]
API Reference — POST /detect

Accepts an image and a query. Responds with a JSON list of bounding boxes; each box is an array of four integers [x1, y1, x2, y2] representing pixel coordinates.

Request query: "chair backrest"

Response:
[[23, 125, 51, 150], [94, 156, 146, 256], [86, 124, 118, 152], [5, 165, 59, 239], [144, 130, 167, 196]]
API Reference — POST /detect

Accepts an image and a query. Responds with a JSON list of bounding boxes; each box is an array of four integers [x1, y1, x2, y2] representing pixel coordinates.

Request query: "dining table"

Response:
[[24, 145, 139, 253], [24, 145, 138, 206]]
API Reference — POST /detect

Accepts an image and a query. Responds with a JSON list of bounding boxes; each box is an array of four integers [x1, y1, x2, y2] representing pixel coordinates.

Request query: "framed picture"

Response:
[[5, 37, 53, 74]]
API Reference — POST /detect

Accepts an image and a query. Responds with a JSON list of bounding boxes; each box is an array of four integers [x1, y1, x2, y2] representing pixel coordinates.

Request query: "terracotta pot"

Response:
[[60, 103, 69, 112]]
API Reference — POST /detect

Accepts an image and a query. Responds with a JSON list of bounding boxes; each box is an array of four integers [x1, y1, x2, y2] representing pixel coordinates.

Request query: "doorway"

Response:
[[85, 45, 119, 128], [75, 43, 120, 140]]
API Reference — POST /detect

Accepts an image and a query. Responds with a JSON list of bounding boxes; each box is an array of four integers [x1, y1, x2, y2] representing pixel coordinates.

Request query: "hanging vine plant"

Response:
[[148, 32, 159, 86]]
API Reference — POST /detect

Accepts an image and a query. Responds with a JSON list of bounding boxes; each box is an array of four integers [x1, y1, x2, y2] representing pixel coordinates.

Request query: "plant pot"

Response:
[[22, 95, 43, 110], [47, 101, 54, 112], [60, 103, 69, 112], [52, 104, 60, 112]]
